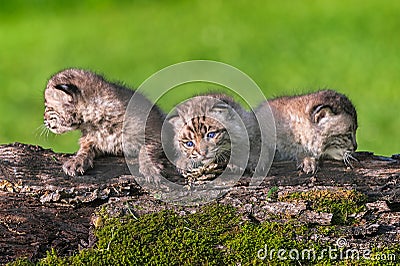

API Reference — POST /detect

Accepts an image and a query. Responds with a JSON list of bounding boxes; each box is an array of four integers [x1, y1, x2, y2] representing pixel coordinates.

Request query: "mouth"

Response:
[[47, 127, 60, 134], [44, 121, 68, 134], [202, 157, 216, 165], [324, 146, 346, 161], [189, 157, 216, 168], [44, 121, 57, 132]]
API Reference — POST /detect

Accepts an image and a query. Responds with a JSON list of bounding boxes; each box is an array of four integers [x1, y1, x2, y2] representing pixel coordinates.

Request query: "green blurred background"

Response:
[[0, 0, 399, 155]]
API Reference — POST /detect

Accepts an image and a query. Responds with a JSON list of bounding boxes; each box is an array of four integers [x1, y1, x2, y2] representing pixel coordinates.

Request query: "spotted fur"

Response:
[[44, 68, 167, 181], [256, 90, 358, 174], [168, 94, 250, 181]]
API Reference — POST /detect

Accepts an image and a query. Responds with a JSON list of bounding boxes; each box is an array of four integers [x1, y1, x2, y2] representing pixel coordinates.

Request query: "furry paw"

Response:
[[226, 163, 245, 174], [298, 157, 318, 174], [62, 155, 93, 176], [139, 163, 162, 186], [138, 146, 164, 187]]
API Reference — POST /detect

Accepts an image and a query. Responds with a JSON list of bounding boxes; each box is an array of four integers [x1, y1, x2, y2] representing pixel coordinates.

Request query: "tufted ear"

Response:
[[47, 84, 80, 104], [167, 114, 184, 129], [311, 105, 335, 124], [211, 102, 230, 113], [54, 84, 79, 96]]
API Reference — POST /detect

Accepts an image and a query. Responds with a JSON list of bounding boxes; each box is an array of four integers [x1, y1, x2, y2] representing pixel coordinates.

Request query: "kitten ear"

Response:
[[167, 114, 184, 129], [311, 105, 335, 123], [211, 102, 230, 113], [54, 84, 79, 96]]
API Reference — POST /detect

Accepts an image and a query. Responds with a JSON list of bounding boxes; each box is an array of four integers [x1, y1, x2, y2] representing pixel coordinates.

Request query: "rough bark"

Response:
[[0, 143, 399, 263]]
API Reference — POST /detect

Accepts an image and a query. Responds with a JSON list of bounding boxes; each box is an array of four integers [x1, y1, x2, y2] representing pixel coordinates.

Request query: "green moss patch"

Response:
[[279, 189, 367, 225], [10, 203, 400, 265]]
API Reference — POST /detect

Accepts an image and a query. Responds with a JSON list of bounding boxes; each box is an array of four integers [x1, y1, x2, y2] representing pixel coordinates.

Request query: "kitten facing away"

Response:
[[256, 89, 358, 174], [167, 93, 256, 181], [44, 68, 169, 183]]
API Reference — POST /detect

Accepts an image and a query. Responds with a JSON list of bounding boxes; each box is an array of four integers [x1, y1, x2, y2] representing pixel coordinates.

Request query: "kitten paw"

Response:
[[138, 147, 165, 188], [226, 163, 245, 174], [139, 164, 162, 186], [298, 157, 318, 174], [63, 156, 93, 176]]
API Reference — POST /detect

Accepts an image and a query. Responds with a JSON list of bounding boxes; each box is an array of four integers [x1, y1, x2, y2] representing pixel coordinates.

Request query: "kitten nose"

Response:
[[196, 146, 208, 156], [199, 149, 207, 156], [197, 141, 208, 156]]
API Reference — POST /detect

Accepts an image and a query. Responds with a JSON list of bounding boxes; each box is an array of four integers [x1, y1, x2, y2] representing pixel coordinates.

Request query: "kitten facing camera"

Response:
[[167, 93, 254, 181]]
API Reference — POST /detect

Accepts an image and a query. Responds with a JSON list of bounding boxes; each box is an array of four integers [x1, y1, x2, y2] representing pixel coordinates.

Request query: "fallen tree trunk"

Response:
[[0, 143, 399, 263]]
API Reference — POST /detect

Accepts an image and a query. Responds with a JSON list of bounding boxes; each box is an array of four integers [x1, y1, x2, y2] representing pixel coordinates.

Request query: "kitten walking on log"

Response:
[[44, 68, 167, 181], [256, 90, 358, 174]]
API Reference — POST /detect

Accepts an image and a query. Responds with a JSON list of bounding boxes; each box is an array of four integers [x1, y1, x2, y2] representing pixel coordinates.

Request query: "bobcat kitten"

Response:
[[44, 68, 166, 179], [256, 90, 358, 174], [167, 94, 251, 181]]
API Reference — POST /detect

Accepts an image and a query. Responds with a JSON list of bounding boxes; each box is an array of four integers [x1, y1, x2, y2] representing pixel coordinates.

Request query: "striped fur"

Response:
[[168, 94, 249, 181]]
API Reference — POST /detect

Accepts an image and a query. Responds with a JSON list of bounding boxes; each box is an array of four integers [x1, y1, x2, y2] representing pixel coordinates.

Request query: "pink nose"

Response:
[[196, 147, 208, 156]]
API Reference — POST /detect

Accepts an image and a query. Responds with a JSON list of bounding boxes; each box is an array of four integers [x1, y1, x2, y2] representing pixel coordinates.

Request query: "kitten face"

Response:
[[44, 85, 81, 134], [177, 116, 231, 167], [256, 90, 358, 174], [168, 95, 242, 174], [320, 113, 358, 160], [308, 90, 358, 161]]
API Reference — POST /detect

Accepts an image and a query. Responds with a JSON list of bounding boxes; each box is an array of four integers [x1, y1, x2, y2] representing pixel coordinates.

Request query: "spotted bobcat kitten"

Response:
[[167, 94, 251, 181], [256, 90, 358, 174], [44, 68, 166, 179]]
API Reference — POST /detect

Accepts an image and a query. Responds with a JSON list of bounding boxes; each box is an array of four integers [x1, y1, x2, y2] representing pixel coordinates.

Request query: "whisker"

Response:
[[47, 128, 52, 139], [216, 152, 229, 164], [35, 124, 49, 140], [34, 125, 42, 139], [42, 126, 47, 138], [42, 126, 49, 138], [343, 151, 359, 168], [190, 159, 200, 169]]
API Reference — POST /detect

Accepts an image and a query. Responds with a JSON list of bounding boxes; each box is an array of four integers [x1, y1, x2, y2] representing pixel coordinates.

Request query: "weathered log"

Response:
[[0, 143, 399, 263]]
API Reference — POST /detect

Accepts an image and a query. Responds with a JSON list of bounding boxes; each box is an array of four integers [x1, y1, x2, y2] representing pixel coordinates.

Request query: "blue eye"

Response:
[[207, 132, 216, 138], [185, 141, 194, 147]]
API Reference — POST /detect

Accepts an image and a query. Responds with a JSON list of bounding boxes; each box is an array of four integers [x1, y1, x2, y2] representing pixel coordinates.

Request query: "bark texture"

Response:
[[0, 143, 399, 263]]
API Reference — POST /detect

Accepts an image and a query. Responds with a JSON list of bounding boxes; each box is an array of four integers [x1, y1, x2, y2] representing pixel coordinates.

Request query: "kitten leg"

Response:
[[175, 156, 191, 177], [63, 138, 95, 176], [297, 156, 318, 174], [138, 142, 164, 188]]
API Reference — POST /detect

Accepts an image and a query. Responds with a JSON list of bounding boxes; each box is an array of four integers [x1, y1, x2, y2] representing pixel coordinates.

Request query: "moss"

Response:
[[9, 203, 400, 265], [222, 220, 311, 265], [7, 259, 34, 266], [279, 189, 367, 225]]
